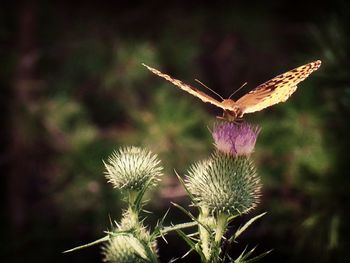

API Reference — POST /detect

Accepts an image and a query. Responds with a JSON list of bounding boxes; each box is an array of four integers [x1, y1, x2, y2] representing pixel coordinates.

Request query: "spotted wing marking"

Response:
[[236, 60, 322, 114]]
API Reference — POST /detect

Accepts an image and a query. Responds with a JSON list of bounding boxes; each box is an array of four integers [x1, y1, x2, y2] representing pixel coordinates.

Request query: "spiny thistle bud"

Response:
[[102, 235, 149, 263], [212, 122, 260, 156], [185, 152, 261, 215], [102, 210, 157, 263], [104, 147, 163, 191], [119, 209, 150, 241]]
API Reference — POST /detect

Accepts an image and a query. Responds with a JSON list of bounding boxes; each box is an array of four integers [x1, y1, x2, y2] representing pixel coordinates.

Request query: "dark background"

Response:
[[1, 1, 350, 262]]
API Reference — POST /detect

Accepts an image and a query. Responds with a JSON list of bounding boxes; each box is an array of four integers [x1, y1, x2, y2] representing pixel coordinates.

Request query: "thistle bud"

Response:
[[185, 152, 261, 215], [102, 209, 157, 263], [104, 147, 163, 191], [102, 235, 149, 263]]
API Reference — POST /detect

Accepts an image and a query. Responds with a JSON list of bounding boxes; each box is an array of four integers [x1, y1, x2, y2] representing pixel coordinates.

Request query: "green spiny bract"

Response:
[[102, 235, 149, 263], [119, 209, 150, 242], [104, 146, 163, 191], [185, 151, 261, 215], [103, 209, 157, 263]]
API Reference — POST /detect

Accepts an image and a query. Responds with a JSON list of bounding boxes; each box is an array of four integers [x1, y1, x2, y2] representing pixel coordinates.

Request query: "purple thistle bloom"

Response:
[[212, 122, 261, 156]]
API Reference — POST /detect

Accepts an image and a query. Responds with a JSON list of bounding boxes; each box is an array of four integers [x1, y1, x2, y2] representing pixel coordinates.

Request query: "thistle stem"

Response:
[[128, 190, 138, 205], [145, 243, 161, 263], [199, 207, 211, 261], [214, 213, 229, 244]]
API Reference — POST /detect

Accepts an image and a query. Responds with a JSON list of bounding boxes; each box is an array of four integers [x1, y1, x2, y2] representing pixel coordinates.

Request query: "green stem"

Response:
[[128, 190, 138, 205], [199, 207, 211, 261], [214, 213, 229, 244], [145, 242, 160, 263], [203, 213, 229, 263]]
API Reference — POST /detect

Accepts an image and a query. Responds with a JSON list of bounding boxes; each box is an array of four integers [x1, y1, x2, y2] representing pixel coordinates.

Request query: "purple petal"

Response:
[[212, 122, 260, 156]]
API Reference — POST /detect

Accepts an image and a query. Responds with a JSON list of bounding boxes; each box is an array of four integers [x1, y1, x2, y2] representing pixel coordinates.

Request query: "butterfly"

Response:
[[142, 60, 321, 121]]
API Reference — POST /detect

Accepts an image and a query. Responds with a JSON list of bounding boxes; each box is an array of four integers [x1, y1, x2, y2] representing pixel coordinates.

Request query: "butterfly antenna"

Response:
[[228, 82, 248, 99], [195, 79, 224, 100]]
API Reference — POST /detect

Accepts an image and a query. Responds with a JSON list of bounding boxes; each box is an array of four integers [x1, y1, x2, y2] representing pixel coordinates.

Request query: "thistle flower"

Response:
[[212, 122, 260, 156], [104, 147, 163, 191], [185, 152, 261, 215]]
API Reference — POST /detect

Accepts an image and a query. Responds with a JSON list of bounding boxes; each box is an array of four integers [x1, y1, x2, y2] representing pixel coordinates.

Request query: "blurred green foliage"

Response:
[[1, 1, 350, 263]]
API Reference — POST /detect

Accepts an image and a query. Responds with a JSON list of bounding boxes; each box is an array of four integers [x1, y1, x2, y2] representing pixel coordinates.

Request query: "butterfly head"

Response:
[[220, 99, 243, 121]]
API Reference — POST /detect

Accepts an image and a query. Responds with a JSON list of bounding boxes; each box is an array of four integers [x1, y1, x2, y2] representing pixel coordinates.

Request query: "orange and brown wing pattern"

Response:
[[236, 60, 321, 114], [142, 63, 227, 110]]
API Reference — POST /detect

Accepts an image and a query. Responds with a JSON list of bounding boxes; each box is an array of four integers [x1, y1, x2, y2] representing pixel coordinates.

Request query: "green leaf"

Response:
[[242, 249, 272, 263], [235, 248, 272, 263], [175, 171, 198, 206], [63, 235, 109, 253], [150, 208, 170, 241], [233, 212, 266, 242], [159, 221, 198, 236], [235, 246, 257, 262], [134, 177, 154, 210], [228, 213, 240, 222], [127, 236, 150, 261], [172, 202, 211, 233], [235, 245, 249, 262], [175, 229, 197, 250], [234, 246, 272, 263], [181, 248, 195, 259], [175, 229, 205, 260]]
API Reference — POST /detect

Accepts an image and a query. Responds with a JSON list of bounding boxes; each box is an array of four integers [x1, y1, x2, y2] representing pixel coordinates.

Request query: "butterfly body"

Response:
[[142, 60, 321, 121], [218, 99, 242, 120], [221, 99, 236, 109]]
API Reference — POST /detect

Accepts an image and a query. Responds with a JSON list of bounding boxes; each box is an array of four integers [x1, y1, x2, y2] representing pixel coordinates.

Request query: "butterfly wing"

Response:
[[142, 63, 227, 110], [236, 60, 321, 114]]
